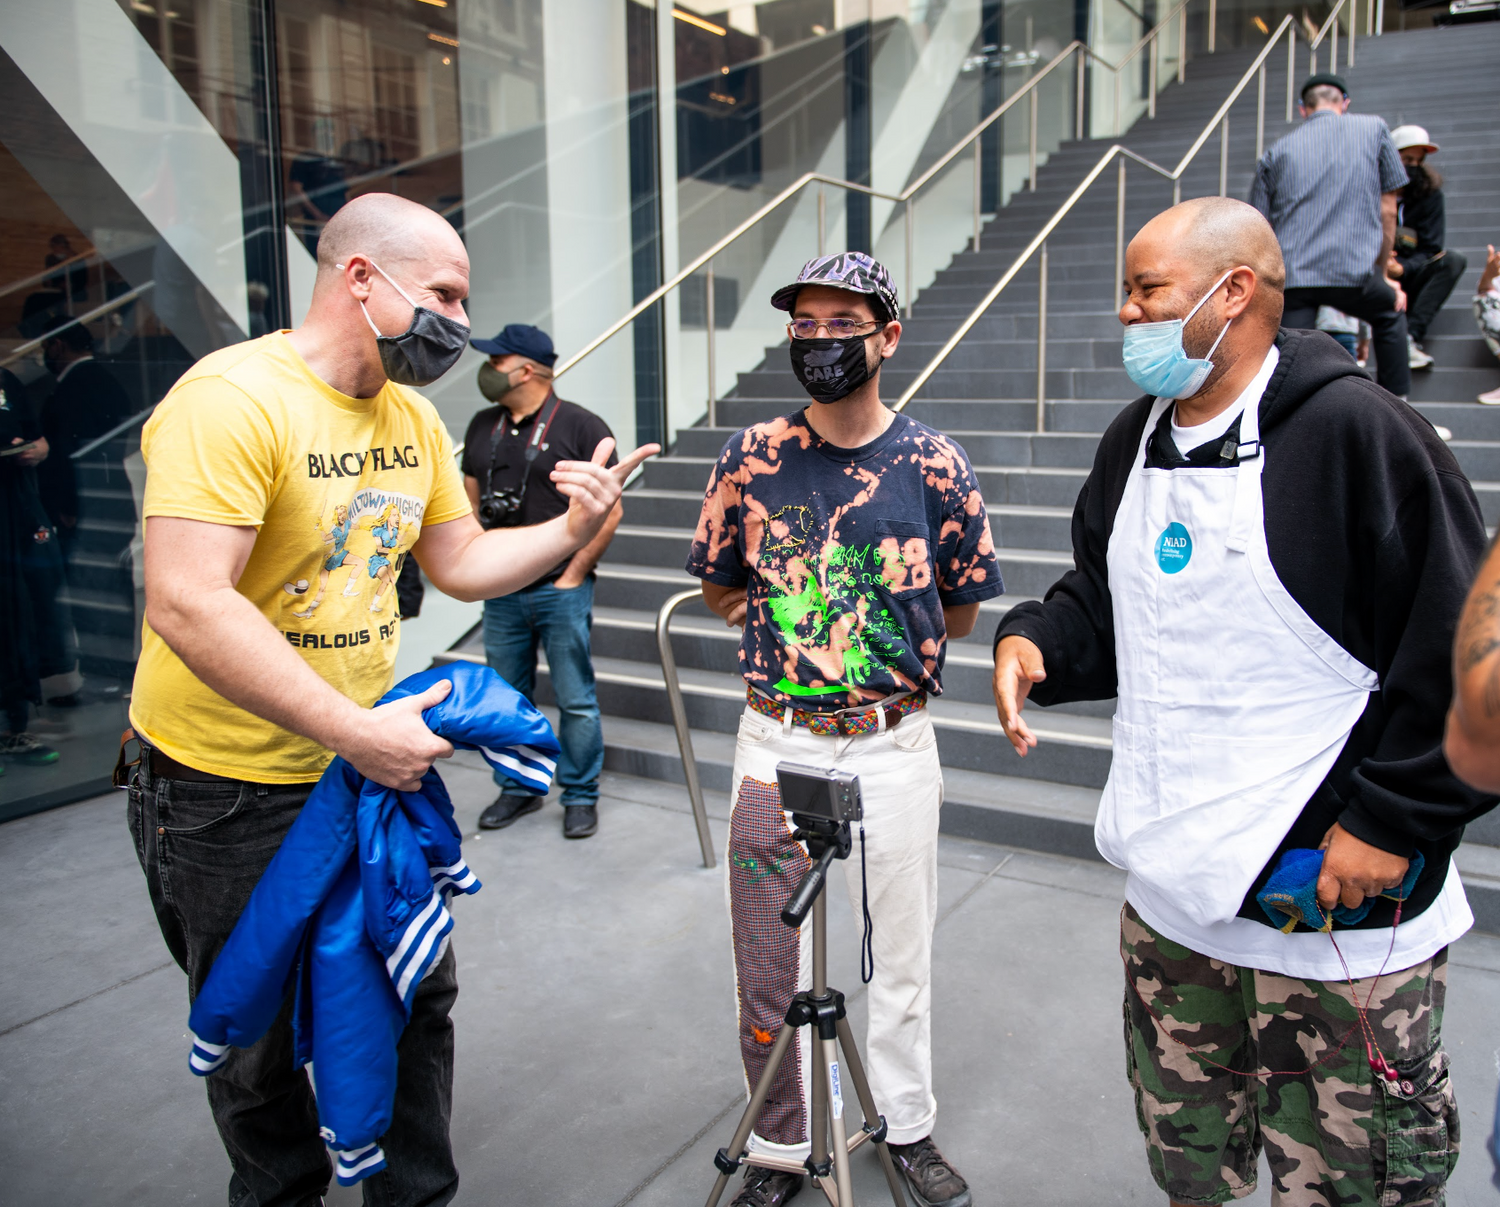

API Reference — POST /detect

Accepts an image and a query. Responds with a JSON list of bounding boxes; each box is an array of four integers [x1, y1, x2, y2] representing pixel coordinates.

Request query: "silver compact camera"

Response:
[[775, 763, 863, 824]]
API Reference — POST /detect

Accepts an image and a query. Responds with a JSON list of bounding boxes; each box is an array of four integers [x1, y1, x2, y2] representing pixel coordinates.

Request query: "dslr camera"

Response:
[[475, 486, 527, 530]]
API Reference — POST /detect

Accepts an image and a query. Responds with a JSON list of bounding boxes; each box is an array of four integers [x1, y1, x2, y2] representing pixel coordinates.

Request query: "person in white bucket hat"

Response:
[[1389, 124, 1467, 371]]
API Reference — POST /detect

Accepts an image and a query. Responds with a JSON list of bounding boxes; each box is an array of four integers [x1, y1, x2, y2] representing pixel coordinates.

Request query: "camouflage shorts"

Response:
[[1121, 903, 1460, 1206]]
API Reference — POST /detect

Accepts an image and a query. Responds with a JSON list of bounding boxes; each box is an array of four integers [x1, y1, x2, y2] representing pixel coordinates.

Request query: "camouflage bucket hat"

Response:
[[770, 252, 900, 323]]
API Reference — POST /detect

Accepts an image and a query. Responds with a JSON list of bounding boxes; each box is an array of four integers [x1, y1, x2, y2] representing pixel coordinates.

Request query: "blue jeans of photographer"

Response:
[[482, 577, 602, 806]]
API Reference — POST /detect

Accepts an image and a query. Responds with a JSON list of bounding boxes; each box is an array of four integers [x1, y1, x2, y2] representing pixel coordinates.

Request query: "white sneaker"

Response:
[[1433, 424, 1454, 441], [1408, 337, 1434, 370], [1479, 385, 1500, 405]]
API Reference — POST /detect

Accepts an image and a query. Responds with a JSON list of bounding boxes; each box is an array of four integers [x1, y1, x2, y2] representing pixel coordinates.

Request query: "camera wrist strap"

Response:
[[860, 822, 874, 984]]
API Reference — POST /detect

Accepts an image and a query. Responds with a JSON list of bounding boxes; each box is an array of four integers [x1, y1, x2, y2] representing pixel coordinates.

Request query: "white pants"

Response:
[[725, 704, 943, 1158]]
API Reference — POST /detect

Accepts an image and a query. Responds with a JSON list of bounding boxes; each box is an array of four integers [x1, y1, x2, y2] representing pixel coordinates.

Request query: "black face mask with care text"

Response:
[[788, 330, 880, 404]]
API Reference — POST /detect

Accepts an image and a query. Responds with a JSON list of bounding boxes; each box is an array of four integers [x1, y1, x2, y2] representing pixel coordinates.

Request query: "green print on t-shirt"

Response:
[[765, 539, 908, 697]]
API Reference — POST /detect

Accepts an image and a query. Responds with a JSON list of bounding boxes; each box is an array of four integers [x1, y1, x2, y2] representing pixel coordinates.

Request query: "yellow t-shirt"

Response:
[[129, 332, 472, 782]]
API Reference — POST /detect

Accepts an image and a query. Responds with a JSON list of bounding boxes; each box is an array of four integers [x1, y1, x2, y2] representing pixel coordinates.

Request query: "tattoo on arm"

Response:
[[1458, 581, 1500, 715]]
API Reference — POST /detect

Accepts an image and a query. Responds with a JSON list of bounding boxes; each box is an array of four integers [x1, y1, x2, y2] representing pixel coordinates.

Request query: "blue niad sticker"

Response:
[[1155, 522, 1192, 574]]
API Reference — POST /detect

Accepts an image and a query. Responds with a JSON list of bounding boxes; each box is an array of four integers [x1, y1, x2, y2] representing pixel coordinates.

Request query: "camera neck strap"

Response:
[[483, 391, 562, 500]]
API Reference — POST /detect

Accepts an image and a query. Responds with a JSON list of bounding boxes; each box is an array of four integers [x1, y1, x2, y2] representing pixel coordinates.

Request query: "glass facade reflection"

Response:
[[0, 0, 1343, 818]]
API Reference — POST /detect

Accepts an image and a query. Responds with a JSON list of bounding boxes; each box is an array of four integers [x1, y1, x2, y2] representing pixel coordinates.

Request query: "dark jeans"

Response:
[[1284, 275, 1410, 396], [481, 576, 602, 805], [1404, 250, 1468, 344], [127, 766, 459, 1207]]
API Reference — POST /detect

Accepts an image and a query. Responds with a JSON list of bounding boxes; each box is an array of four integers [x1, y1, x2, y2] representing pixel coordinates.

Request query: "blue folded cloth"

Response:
[[1256, 848, 1424, 933]]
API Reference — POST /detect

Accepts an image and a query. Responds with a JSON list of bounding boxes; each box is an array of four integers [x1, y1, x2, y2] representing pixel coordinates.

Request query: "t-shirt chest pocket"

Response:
[[874, 518, 935, 600]]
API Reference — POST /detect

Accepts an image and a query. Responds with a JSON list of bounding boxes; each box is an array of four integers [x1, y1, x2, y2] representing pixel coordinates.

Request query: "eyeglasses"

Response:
[[787, 318, 886, 340]]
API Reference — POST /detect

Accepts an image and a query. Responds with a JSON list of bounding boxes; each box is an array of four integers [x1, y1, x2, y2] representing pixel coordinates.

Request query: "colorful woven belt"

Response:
[[746, 687, 926, 737]]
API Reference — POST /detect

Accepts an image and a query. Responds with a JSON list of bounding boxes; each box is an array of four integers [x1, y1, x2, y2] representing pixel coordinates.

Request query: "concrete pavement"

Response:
[[1, 755, 1496, 1205]]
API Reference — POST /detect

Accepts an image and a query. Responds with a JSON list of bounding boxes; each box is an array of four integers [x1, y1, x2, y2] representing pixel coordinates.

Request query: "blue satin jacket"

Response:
[[185, 663, 559, 1184]]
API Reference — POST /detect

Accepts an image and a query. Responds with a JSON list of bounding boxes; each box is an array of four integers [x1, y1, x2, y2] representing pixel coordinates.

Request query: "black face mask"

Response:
[[355, 260, 470, 387], [788, 330, 881, 404]]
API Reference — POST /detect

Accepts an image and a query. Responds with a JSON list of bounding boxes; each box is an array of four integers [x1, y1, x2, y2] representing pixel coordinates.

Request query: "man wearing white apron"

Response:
[[994, 199, 1493, 1207]]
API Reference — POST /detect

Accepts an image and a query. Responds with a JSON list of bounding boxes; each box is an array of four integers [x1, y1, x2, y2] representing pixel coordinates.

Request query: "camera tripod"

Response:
[[705, 814, 906, 1207]]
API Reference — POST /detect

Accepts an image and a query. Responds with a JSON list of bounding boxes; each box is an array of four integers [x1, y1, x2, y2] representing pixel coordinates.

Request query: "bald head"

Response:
[[315, 193, 467, 277], [1135, 197, 1286, 298]]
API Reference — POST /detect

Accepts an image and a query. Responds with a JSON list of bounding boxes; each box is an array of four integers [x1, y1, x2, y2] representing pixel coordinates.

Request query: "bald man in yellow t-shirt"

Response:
[[126, 193, 656, 1205]]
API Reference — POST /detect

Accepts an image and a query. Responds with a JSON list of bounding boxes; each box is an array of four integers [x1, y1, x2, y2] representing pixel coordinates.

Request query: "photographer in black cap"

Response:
[[460, 323, 618, 838]]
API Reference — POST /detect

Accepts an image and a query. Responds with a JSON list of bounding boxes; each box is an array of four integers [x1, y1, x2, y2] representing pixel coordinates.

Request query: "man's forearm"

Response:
[[417, 513, 581, 602], [148, 585, 362, 755], [1378, 194, 1398, 271]]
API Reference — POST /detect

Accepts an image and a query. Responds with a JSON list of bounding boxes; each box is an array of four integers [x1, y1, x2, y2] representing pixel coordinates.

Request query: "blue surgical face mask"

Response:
[[1121, 269, 1235, 400]]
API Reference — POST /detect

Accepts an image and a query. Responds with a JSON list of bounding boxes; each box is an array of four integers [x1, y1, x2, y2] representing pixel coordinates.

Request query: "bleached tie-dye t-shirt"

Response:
[[685, 410, 1002, 712]]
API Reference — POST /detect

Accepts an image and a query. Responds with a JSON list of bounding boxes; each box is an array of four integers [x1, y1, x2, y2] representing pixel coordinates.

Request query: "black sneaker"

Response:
[[728, 1166, 801, 1206], [478, 793, 544, 830], [888, 1136, 971, 1207], [563, 804, 598, 838]]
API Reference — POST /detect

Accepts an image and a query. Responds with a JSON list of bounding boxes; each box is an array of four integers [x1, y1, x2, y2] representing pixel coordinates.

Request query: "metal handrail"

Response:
[[0, 280, 155, 370], [893, 14, 1299, 423], [550, 0, 1206, 426], [656, 588, 716, 869], [1309, 0, 1357, 74]]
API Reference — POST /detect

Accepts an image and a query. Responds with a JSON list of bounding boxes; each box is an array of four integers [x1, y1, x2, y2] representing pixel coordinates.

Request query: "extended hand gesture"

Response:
[[551, 437, 660, 547], [992, 635, 1047, 757]]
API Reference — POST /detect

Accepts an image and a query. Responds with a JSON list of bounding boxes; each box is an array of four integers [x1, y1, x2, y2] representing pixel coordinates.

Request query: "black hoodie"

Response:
[[995, 327, 1496, 932]]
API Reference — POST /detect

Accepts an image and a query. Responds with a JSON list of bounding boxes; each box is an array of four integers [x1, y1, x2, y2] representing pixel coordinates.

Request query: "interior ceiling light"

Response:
[[673, 8, 727, 36], [416, 0, 449, 7], [428, 32, 459, 47], [1251, 15, 1269, 33]]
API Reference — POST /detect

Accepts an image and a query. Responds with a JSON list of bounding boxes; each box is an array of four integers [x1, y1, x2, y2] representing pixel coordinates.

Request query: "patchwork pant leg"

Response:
[[726, 708, 815, 1157]]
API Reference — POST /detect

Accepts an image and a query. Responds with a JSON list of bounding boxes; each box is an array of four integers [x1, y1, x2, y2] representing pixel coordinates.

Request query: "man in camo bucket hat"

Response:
[[686, 250, 1001, 1206]]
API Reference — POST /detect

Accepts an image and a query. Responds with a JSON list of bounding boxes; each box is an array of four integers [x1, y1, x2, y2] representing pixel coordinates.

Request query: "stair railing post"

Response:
[[1028, 87, 1038, 190], [1148, 34, 1157, 119], [1208, 0, 1217, 52], [1256, 63, 1266, 161], [1376, 0, 1384, 35], [655, 590, 717, 870], [1331, 15, 1338, 72], [1036, 240, 1048, 434], [972, 139, 982, 252], [1219, 114, 1229, 197], [1348, 0, 1356, 65], [705, 259, 716, 428], [1177, 5, 1185, 83], [1114, 157, 1126, 315], [1286, 27, 1295, 122], [1075, 47, 1085, 141], [904, 199, 914, 318], [817, 185, 826, 256]]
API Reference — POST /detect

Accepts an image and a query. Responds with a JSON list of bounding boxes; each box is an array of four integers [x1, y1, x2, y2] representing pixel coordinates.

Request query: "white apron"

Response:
[[1095, 381, 1379, 930]]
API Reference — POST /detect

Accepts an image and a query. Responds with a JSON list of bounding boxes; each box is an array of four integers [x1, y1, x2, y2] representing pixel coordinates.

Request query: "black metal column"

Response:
[[242, 0, 290, 332], [843, 22, 872, 255], [626, 0, 666, 450], [980, 0, 1003, 214]]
